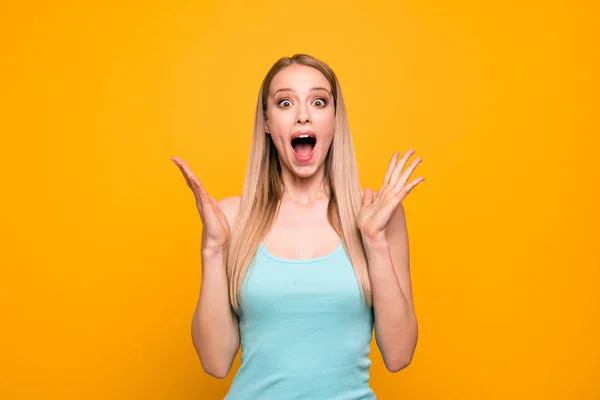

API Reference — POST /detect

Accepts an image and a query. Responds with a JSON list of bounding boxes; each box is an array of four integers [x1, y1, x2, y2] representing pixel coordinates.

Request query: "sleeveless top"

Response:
[[223, 240, 377, 400]]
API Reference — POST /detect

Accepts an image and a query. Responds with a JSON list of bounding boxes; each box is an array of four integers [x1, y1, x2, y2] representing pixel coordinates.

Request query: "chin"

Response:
[[293, 168, 320, 179], [290, 164, 319, 177], [288, 156, 323, 178]]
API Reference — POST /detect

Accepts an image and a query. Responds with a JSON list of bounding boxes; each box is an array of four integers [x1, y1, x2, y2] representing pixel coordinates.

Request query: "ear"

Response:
[[265, 119, 270, 135]]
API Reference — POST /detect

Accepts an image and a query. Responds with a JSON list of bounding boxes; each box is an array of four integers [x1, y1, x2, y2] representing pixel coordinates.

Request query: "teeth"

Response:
[[297, 134, 311, 138]]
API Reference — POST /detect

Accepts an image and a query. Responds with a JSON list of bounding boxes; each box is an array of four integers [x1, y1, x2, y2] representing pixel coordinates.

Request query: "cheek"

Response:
[[267, 121, 291, 152], [267, 110, 292, 131], [314, 113, 336, 137], [268, 122, 289, 144]]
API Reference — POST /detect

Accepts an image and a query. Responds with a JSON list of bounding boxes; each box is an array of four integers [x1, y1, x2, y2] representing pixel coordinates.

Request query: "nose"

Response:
[[297, 115, 310, 124], [296, 103, 310, 124]]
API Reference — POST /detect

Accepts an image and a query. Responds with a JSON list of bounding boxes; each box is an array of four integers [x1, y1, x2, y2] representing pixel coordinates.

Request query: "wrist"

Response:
[[361, 232, 389, 250], [202, 244, 227, 259]]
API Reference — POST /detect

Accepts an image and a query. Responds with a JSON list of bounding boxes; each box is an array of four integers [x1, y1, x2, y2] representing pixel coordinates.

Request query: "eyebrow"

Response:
[[272, 86, 331, 97]]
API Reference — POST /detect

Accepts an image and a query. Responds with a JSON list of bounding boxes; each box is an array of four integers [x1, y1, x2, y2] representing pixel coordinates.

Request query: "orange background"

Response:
[[1, 1, 598, 399]]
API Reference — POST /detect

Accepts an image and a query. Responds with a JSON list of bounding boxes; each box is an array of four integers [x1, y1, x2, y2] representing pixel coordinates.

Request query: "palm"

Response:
[[358, 149, 424, 241], [171, 156, 231, 250], [357, 190, 396, 239]]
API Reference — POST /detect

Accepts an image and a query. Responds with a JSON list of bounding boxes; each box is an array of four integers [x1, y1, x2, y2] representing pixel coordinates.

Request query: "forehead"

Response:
[[269, 64, 331, 95]]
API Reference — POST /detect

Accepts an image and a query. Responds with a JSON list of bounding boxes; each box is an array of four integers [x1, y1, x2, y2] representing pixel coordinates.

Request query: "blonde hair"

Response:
[[226, 53, 372, 313]]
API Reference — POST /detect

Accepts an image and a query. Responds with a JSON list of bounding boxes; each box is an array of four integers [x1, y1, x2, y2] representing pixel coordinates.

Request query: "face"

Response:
[[264, 64, 335, 179]]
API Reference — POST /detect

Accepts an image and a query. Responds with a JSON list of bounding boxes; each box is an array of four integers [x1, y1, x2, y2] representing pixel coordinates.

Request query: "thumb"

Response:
[[363, 187, 373, 205]]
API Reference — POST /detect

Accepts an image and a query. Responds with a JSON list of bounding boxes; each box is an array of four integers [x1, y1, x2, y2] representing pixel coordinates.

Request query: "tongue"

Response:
[[294, 143, 313, 156]]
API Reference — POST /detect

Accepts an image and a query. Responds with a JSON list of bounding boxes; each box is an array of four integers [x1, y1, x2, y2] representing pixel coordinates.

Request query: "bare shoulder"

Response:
[[217, 195, 242, 229]]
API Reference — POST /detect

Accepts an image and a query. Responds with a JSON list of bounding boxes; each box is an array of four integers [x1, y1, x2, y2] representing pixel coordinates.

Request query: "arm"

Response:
[[365, 203, 418, 372], [358, 149, 424, 372], [190, 196, 242, 379], [192, 248, 240, 378], [171, 157, 241, 379]]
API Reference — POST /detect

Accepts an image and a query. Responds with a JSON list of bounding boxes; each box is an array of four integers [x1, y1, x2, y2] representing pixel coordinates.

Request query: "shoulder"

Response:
[[217, 195, 242, 228], [360, 188, 379, 198]]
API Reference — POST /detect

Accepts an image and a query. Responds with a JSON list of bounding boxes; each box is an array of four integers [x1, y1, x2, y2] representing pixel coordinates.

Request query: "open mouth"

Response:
[[291, 134, 317, 157]]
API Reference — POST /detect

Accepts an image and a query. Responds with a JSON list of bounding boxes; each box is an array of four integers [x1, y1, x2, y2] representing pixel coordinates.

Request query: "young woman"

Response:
[[172, 53, 424, 399]]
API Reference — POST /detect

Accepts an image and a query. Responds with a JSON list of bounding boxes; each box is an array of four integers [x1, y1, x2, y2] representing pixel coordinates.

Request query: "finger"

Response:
[[172, 158, 202, 203], [383, 152, 399, 186], [172, 158, 194, 190], [195, 181, 214, 210], [374, 186, 386, 209], [172, 157, 198, 185], [396, 156, 422, 191], [389, 149, 415, 186], [401, 176, 425, 196], [172, 157, 210, 202], [363, 187, 373, 205], [210, 195, 229, 229], [172, 156, 191, 174], [178, 159, 200, 187], [205, 198, 226, 236], [172, 159, 214, 221]]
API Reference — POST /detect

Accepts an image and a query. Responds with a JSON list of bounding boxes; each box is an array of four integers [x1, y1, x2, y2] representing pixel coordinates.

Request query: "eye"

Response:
[[313, 98, 327, 107], [277, 99, 292, 108]]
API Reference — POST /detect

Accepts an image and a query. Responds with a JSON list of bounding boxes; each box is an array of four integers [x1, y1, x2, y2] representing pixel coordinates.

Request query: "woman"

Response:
[[172, 53, 424, 399]]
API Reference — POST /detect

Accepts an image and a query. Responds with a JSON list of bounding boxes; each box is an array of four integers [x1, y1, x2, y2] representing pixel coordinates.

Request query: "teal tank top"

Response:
[[224, 240, 376, 400]]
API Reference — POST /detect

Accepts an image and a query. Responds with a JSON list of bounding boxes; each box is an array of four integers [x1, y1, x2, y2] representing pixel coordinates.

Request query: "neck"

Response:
[[280, 164, 330, 206]]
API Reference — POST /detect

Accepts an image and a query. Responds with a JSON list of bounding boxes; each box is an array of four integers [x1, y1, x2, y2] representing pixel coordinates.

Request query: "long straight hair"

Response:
[[226, 54, 371, 314]]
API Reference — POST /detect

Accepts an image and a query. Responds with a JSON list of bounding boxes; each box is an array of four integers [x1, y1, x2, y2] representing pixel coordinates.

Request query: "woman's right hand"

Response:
[[171, 156, 231, 253]]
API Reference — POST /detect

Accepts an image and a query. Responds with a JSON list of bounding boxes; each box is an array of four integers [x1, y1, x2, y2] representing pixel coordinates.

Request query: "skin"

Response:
[[262, 63, 340, 257], [171, 63, 425, 374]]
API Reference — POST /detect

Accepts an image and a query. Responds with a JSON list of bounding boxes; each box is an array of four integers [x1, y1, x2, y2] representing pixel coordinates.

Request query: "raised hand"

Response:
[[357, 149, 424, 242], [171, 156, 231, 252]]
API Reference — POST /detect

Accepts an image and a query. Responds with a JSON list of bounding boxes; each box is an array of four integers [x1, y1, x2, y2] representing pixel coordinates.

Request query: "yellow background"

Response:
[[1, 1, 598, 398]]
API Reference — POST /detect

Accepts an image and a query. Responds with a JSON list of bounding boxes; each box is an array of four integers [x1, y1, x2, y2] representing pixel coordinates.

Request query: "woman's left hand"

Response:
[[357, 149, 425, 242]]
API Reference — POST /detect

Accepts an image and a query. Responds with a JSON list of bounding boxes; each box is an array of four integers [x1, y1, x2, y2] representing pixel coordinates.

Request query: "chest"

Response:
[[240, 249, 370, 322], [263, 200, 341, 260]]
